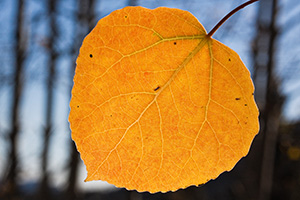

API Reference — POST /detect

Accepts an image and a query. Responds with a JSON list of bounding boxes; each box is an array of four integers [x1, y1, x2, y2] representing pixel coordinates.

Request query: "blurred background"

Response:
[[0, 0, 299, 199]]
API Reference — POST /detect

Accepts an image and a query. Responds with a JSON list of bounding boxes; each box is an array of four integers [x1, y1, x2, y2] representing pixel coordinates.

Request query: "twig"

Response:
[[207, 0, 259, 37]]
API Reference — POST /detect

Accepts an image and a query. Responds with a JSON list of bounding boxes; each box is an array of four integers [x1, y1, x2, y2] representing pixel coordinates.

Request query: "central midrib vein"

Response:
[[155, 37, 209, 98]]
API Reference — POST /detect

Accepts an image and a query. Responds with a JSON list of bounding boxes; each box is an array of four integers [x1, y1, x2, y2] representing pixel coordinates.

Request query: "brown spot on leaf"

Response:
[[154, 86, 160, 91]]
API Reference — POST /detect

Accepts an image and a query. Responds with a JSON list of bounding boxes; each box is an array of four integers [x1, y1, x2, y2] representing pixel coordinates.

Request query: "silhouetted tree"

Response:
[[252, 0, 284, 199], [38, 0, 58, 199], [1, 0, 26, 199], [128, 0, 138, 6]]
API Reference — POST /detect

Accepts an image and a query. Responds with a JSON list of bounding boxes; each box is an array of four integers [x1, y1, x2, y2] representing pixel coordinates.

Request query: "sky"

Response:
[[0, 0, 299, 192]]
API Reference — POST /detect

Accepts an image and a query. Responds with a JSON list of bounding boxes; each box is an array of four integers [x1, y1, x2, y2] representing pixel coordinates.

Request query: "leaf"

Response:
[[69, 6, 259, 193]]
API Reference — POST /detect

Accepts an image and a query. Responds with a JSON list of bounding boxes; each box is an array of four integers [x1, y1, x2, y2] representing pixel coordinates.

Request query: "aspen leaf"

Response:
[[69, 6, 259, 193]]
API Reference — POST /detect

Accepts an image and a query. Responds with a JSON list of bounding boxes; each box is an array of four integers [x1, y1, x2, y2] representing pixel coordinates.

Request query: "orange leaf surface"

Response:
[[69, 6, 259, 193]]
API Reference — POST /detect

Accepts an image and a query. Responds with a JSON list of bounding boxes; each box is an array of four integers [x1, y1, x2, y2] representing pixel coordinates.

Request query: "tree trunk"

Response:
[[252, 0, 283, 199], [1, 0, 25, 199], [39, 0, 58, 199], [128, 0, 138, 6]]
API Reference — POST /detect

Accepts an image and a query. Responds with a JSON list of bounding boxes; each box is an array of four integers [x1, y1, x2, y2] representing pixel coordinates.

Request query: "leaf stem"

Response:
[[207, 0, 259, 37]]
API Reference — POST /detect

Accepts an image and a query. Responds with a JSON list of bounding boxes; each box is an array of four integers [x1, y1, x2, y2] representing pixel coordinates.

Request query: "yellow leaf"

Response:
[[69, 6, 259, 193]]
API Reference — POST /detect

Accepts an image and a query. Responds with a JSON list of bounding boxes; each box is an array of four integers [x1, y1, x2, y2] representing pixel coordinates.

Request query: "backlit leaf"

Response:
[[69, 6, 259, 193]]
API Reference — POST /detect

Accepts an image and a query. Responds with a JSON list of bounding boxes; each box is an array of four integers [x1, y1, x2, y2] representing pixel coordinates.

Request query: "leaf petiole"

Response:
[[207, 0, 259, 37]]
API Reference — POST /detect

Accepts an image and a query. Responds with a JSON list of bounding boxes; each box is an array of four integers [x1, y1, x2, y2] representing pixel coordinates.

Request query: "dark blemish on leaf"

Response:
[[245, 122, 248, 124], [77, 105, 79, 108], [252, 93, 254, 95], [154, 86, 160, 91], [110, 114, 112, 117], [125, 15, 128, 18], [229, 58, 231, 61], [245, 104, 247, 106], [174, 42, 177, 45], [89, 54, 93, 58], [235, 98, 241, 100]]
